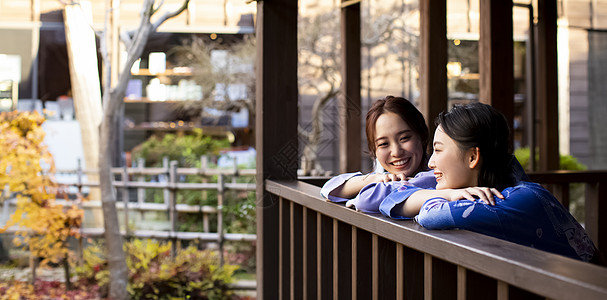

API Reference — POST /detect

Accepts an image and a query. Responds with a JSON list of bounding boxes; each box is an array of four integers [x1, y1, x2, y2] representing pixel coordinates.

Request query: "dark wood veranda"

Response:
[[255, 0, 607, 299]]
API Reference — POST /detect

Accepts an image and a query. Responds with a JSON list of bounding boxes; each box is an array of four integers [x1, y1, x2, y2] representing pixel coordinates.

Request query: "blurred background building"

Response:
[[0, 0, 605, 173]]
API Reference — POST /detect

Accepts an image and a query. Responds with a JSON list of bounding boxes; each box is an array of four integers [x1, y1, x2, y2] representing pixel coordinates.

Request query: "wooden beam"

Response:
[[255, 0, 298, 299], [419, 0, 448, 139], [339, 0, 362, 173], [479, 0, 514, 137], [536, 0, 559, 171]]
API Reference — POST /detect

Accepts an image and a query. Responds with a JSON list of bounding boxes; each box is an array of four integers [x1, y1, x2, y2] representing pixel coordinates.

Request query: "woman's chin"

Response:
[[387, 167, 411, 177], [435, 181, 447, 190]]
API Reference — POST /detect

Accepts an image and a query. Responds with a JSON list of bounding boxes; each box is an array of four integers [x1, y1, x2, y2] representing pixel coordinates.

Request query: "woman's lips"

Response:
[[434, 172, 443, 181], [390, 157, 410, 168]]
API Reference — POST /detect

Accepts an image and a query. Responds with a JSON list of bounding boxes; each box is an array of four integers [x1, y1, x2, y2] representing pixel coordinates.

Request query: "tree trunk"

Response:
[[63, 253, 72, 291], [63, 1, 103, 203], [96, 2, 190, 298], [100, 90, 129, 300]]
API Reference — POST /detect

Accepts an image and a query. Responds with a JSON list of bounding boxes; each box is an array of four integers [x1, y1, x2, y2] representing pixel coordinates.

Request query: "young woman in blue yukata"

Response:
[[379, 102, 603, 263], [320, 95, 439, 213]]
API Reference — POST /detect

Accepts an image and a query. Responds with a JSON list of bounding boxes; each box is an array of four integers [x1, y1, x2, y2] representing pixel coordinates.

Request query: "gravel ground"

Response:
[[0, 267, 66, 282]]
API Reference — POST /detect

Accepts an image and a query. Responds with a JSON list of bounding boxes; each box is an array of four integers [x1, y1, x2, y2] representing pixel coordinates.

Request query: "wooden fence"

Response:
[[1, 156, 257, 266], [265, 171, 607, 299]]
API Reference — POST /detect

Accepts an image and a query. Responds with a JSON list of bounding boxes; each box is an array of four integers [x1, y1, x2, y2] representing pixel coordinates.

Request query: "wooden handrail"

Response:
[[528, 170, 607, 183], [266, 179, 607, 299]]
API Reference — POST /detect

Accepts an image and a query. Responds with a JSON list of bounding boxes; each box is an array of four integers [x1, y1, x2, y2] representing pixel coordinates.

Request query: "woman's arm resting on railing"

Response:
[[321, 172, 400, 213], [380, 186, 503, 219], [323, 172, 411, 200], [414, 182, 597, 262]]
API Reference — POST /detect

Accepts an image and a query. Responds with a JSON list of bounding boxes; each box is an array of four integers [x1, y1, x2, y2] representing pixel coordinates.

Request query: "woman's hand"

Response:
[[331, 172, 410, 199], [440, 187, 504, 205], [373, 172, 409, 183]]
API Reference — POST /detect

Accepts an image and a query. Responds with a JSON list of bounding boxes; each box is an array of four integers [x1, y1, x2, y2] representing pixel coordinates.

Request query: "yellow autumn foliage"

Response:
[[0, 111, 83, 265]]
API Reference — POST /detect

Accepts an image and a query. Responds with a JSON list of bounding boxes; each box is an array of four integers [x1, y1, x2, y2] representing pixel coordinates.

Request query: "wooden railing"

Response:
[[264, 171, 607, 299]]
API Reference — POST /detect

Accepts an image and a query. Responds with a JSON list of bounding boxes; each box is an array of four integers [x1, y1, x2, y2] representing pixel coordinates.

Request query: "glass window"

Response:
[[0, 28, 33, 99]]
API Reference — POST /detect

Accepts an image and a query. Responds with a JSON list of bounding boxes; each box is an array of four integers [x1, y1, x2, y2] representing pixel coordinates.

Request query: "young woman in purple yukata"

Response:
[[379, 102, 602, 263], [320, 95, 438, 213]]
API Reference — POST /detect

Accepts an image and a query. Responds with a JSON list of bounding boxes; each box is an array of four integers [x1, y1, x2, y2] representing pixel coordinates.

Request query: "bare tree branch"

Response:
[[152, 0, 190, 31], [120, 30, 133, 49]]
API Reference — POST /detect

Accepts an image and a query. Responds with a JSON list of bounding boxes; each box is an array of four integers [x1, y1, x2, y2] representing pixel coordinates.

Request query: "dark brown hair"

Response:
[[365, 96, 429, 169]]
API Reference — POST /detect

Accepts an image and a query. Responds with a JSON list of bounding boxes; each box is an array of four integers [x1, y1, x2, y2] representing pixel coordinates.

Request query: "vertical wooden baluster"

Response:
[[303, 207, 308, 300], [586, 181, 607, 251], [290, 202, 295, 300], [457, 266, 466, 300], [497, 280, 509, 300], [372, 234, 378, 300], [352, 227, 357, 300], [317, 212, 321, 300], [333, 219, 339, 300], [279, 197, 284, 300], [424, 254, 432, 299], [396, 244, 404, 299]]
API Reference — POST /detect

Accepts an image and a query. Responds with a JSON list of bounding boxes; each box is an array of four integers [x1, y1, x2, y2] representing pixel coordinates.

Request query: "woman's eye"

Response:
[[400, 136, 410, 142], [377, 142, 388, 148]]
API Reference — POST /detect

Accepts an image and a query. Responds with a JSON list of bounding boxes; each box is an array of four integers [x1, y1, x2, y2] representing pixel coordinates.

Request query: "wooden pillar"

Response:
[[479, 0, 514, 136], [339, 0, 362, 173], [255, 0, 298, 299], [419, 0, 448, 139], [536, 0, 559, 171]]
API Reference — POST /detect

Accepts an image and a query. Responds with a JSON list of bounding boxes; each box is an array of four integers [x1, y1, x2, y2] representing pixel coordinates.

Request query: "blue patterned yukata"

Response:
[[379, 181, 597, 262], [320, 170, 436, 213]]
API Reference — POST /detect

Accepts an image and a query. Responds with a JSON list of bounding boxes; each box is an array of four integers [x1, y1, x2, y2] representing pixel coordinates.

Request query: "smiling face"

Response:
[[428, 125, 478, 189], [374, 112, 424, 176]]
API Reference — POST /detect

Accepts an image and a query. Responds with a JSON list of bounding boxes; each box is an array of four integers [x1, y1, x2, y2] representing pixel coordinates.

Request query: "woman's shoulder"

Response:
[[506, 181, 547, 192], [408, 170, 437, 189], [502, 181, 556, 202]]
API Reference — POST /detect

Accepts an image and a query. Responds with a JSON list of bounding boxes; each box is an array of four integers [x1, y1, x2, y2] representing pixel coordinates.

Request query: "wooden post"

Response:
[[163, 157, 170, 206], [200, 156, 209, 233], [419, 0, 448, 139], [30, 254, 36, 285], [217, 174, 225, 266], [122, 164, 129, 238], [255, 0, 298, 298], [169, 160, 178, 257], [137, 158, 145, 220], [339, 0, 362, 173], [76, 159, 83, 198], [536, 0, 559, 171], [76, 158, 84, 266], [479, 0, 514, 134], [586, 181, 607, 253]]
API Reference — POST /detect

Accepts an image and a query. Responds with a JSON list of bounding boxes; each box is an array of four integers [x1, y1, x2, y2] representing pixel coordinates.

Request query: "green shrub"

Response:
[[131, 129, 230, 168], [75, 239, 238, 299], [514, 147, 587, 172]]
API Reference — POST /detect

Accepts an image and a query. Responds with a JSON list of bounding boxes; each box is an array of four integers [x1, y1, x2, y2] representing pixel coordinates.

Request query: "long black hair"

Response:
[[435, 102, 515, 191]]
